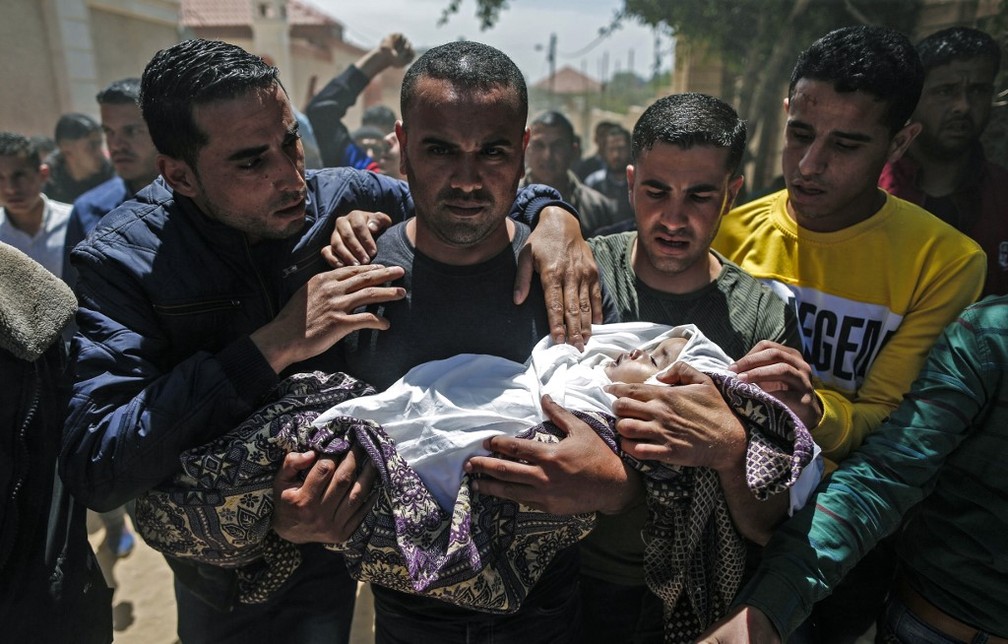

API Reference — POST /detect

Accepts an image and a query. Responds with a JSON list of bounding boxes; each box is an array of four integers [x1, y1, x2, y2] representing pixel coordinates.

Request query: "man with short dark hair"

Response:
[[880, 26, 1008, 297], [585, 124, 634, 220], [63, 77, 159, 288], [712, 25, 986, 641], [0, 132, 71, 277], [42, 112, 113, 203], [579, 93, 810, 644], [60, 37, 597, 644], [326, 39, 623, 643], [362, 104, 397, 134], [574, 119, 617, 180], [521, 110, 619, 236]]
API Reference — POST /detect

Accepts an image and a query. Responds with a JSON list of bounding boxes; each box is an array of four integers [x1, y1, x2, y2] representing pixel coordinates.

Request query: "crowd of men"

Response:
[[0, 19, 1004, 644]]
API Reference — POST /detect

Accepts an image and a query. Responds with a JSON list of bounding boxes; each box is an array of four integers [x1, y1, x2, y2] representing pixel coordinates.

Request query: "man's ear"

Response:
[[38, 163, 50, 183], [395, 121, 408, 177], [158, 155, 199, 198], [626, 164, 636, 207], [724, 175, 745, 213], [522, 126, 530, 152], [887, 122, 922, 164]]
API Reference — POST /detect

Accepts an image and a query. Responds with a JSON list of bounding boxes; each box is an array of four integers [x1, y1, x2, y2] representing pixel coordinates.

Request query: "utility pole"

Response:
[[547, 33, 557, 98]]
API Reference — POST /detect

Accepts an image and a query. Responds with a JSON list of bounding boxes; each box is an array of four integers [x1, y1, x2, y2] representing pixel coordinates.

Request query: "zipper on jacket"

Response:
[[152, 298, 242, 316], [0, 368, 41, 573], [243, 237, 277, 319]]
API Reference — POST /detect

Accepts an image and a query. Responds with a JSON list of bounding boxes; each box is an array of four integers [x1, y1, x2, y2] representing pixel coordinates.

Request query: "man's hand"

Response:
[[271, 448, 378, 544], [378, 33, 415, 68], [464, 394, 641, 515], [515, 205, 602, 351], [609, 362, 747, 473], [358, 33, 415, 78], [323, 210, 393, 267], [612, 362, 789, 544], [250, 263, 404, 374], [731, 341, 823, 430], [697, 605, 781, 644]]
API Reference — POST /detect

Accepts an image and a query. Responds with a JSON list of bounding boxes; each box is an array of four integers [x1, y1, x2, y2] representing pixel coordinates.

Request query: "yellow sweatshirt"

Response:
[[714, 189, 985, 465]]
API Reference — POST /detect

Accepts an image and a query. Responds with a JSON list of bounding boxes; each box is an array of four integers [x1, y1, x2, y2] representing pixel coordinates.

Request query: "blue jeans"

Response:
[[578, 574, 663, 644], [879, 595, 996, 644], [174, 546, 357, 644]]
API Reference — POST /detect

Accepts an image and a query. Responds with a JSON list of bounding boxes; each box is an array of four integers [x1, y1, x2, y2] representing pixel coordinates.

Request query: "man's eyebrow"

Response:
[[641, 178, 671, 191], [226, 144, 268, 162], [481, 137, 515, 149], [831, 130, 872, 143], [685, 182, 720, 193], [420, 135, 456, 148], [787, 119, 872, 143], [641, 178, 719, 193]]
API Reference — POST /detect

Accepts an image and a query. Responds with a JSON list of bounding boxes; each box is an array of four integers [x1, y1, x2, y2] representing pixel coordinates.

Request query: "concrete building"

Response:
[[0, 0, 404, 142], [0, 0, 180, 138]]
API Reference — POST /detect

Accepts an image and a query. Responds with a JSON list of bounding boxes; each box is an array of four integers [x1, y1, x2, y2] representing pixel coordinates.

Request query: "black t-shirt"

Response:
[[340, 220, 578, 623], [342, 222, 551, 389]]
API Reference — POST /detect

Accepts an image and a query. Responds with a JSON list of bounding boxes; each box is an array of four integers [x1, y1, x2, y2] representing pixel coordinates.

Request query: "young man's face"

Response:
[[160, 83, 307, 244], [59, 130, 106, 178], [630, 142, 742, 294], [912, 56, 996, 158], [397, 76, 528, 264], [603, 132, 630, 173], [526, 124, 575, 187], [100, 101, 158, 189], [782, 78, 917, 232], [0, 153, 46, 218]]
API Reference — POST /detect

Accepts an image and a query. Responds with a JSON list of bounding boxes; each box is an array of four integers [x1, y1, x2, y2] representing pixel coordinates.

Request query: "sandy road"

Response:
[[87, 512, 375, 643]]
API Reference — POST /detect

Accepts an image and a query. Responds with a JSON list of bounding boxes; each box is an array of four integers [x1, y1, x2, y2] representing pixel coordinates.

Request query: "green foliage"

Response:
[[439, 0, 511, 30], [443, 0, 1008, 189]]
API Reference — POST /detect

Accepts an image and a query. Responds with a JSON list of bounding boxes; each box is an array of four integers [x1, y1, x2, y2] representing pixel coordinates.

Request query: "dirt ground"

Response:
[[88, 513, 876, 643], [87, 512, 376, 643]]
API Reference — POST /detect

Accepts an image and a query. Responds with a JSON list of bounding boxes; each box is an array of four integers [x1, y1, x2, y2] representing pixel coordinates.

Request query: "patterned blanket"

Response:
[[135, 370, 812, 641]]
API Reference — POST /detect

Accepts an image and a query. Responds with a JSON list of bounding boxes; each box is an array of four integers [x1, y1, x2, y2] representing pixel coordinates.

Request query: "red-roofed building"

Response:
[[531, 66, 602, 95], [181, 0, 403, 115]]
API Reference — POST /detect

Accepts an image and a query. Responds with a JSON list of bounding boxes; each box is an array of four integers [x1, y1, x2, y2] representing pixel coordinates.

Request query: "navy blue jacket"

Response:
[[60, 168, 564, 511], [63, 176, 131, 287]]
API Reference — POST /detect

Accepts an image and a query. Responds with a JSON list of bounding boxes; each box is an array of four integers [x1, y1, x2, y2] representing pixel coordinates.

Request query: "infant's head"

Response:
[[603, 336, 688, 384]]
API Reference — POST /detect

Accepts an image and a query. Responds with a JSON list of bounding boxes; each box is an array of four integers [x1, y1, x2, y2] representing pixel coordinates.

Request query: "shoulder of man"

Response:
[[573, 178, 616, 209], [714, 250, 802, 350], [306, 167, 411, 218], [883, 193, 984, 256], [713, 189, 785, 253], [73, 178, 176, 253], [70, 177, 128, 221]]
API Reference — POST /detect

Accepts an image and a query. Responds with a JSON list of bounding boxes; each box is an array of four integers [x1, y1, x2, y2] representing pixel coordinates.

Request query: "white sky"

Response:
[[307, 0, 672, 84]]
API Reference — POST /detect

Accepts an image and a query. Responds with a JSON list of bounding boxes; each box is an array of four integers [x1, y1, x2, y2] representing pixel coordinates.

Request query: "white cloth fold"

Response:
[[318, 323, 741, 510]]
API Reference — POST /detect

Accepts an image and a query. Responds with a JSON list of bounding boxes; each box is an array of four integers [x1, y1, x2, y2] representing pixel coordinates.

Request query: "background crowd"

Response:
[[1, 4, 1006, 644]]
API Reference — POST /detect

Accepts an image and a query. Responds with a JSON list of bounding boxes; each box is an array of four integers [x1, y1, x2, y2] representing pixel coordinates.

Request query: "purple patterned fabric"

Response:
[[134, 369, 813, 637]]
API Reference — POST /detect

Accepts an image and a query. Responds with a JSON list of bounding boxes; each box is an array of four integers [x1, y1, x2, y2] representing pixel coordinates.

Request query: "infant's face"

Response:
[[604, 337, 688, 384], [604, 348, 660, 383]]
